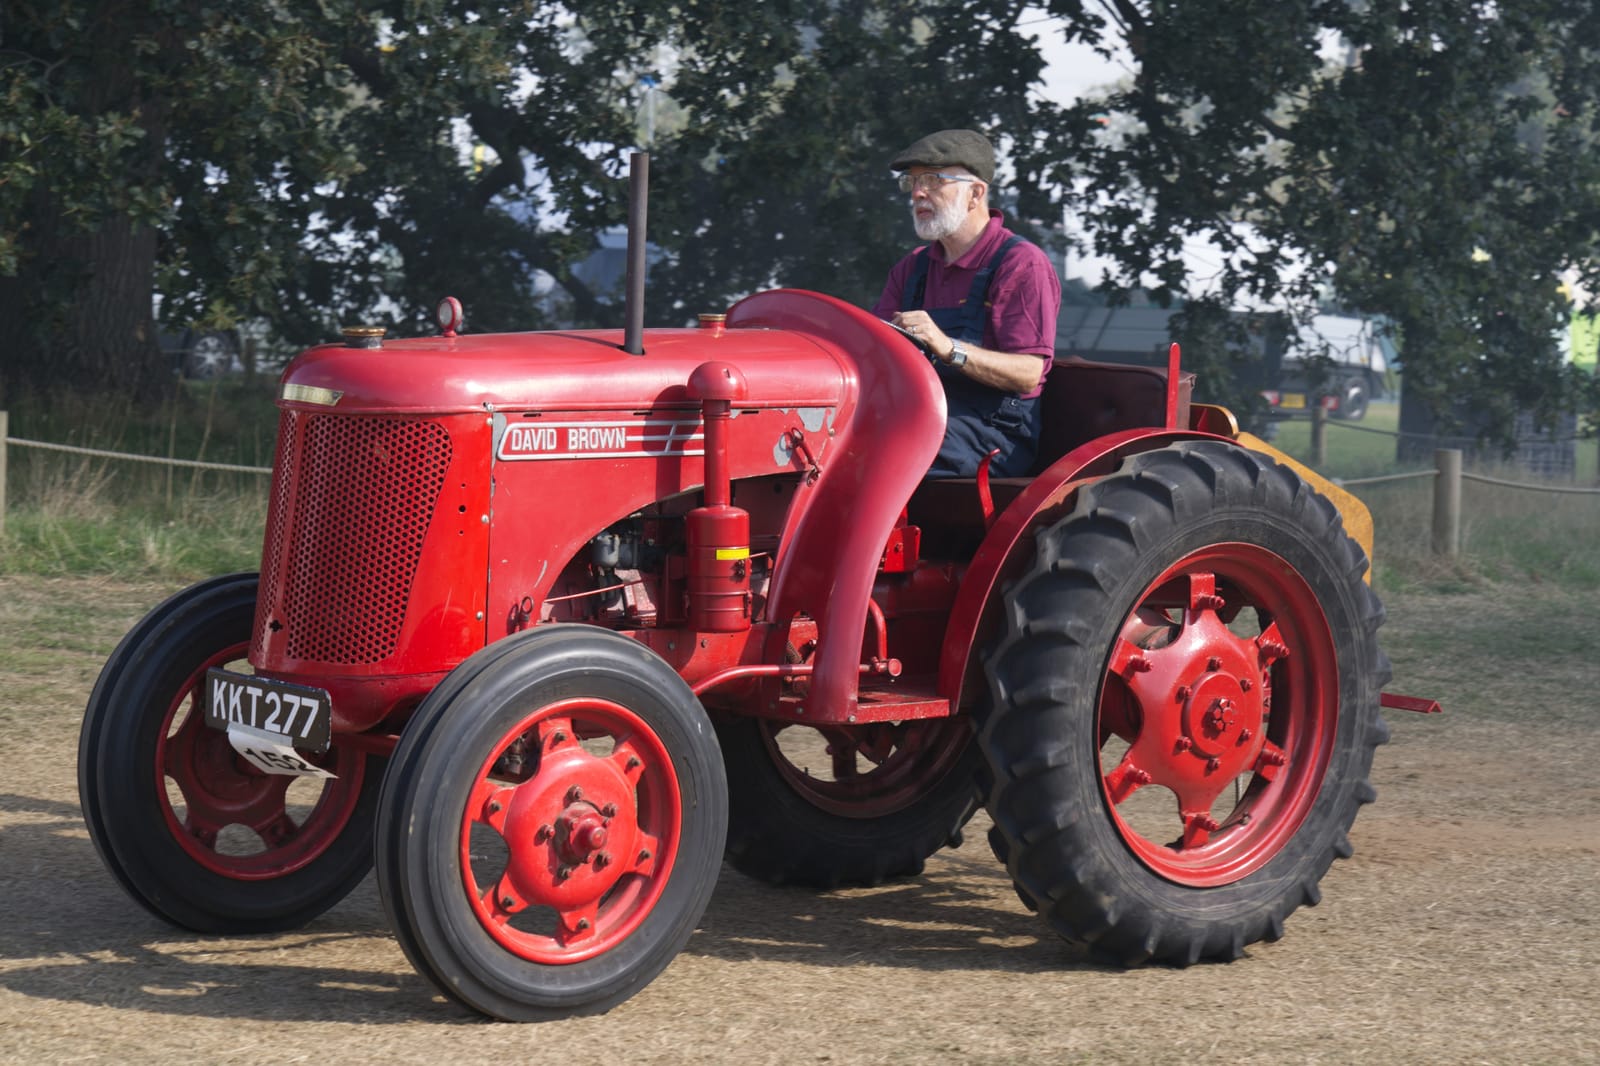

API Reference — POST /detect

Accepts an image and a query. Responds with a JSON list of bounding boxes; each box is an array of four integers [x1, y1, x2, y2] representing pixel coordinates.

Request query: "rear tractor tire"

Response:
[[980, 440, 1390, 965]]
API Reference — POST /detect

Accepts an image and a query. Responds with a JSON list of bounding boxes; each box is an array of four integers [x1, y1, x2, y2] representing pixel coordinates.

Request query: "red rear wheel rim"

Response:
[[1097, 544, 1338, 887], [458, 697, 682, 964], [156, 645, 364, 879]]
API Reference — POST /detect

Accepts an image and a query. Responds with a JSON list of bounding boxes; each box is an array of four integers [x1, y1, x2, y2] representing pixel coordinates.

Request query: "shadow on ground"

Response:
[[0, 789, 1101, 1024]]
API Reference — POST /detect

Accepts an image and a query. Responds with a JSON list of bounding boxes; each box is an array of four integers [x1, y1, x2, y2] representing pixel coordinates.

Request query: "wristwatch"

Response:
[[947, 340, 969, 369]]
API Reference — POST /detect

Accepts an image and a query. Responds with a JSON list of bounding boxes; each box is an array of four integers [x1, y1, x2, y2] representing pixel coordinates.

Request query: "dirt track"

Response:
[[2, 576, 1597, 1064]]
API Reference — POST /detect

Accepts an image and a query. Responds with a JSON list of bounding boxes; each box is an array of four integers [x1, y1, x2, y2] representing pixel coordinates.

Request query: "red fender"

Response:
[[728, 289, 946, 720], [935, 427, 1229, 708]]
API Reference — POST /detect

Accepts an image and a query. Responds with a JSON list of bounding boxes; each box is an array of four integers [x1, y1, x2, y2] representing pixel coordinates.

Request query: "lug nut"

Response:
[[565, 786, 583, 804], [601, 803, 618, 818], [594, 852, 611, 869]]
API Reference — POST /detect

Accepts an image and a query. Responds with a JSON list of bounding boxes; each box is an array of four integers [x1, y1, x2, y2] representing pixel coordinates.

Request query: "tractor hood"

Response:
[[277, 324, 851, 415]]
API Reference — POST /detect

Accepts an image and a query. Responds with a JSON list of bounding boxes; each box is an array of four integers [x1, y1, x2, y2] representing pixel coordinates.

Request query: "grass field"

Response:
[[2, 388, 1597, 591]]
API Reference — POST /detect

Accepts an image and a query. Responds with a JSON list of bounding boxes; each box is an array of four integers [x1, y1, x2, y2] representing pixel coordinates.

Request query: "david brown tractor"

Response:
[[78, 167, 1437, 1020]]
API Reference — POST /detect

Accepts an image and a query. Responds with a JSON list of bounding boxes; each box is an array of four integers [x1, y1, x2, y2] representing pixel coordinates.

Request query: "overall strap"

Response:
[[952, 234, 1026, 342], [900, 247, 933, 312]]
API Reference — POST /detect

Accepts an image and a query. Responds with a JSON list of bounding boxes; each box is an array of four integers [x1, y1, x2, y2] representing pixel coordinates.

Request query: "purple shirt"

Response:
[[872, 211, 1061, 398]]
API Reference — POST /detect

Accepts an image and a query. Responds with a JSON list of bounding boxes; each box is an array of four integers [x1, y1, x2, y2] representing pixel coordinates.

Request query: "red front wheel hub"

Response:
[[459, 697, 680, 964]]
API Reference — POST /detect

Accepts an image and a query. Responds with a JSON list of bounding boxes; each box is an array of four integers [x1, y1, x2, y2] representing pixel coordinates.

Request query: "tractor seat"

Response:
[[906, 357, 1194, 534]]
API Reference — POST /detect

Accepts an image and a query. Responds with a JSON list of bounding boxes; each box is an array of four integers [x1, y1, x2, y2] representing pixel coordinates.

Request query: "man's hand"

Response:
[[890, 311, 1043, 394], [890, 310, 951, 360]]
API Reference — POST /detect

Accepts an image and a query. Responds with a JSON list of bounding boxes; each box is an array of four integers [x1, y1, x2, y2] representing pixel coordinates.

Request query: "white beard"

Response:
[[912, 196, 966, 242]]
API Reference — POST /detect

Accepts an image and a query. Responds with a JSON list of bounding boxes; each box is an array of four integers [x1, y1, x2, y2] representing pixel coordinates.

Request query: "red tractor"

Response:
[[79, 170, 1435, 1021]]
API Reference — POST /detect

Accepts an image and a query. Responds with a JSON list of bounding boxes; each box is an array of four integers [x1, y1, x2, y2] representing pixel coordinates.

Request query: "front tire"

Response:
[[980, 441, 1390, 965], [79, 574, 382, 932], [376, 626, 727, 1020]]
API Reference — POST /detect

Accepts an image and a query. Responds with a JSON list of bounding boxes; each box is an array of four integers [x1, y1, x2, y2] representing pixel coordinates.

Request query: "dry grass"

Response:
[[1, 575, 1596, 1064]]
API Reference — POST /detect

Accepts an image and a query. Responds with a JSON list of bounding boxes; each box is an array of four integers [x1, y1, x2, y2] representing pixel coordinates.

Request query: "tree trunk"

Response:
[[0, 198, 167, 402], [0, 4, 173, 404]]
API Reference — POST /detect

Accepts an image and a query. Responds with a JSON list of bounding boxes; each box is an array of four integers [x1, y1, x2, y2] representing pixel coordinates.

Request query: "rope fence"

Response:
[[5, 435, 273, 475], [3, 411, 1597, 552]]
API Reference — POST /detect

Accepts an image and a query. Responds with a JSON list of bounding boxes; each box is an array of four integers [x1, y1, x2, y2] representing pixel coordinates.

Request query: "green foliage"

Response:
[[3, 1, 1598, 445], [648, 0, 1067, 316], [1027, 0, 1600, 447]]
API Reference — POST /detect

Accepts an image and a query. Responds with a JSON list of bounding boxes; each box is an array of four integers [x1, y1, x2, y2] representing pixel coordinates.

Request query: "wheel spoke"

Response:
[[1104, 754, 1153, 804], [1109, 637, 1154, 680], [183, 809, 223, 849], [625, 832, 661, 877], [555, 902, 600, 947], [256, 811, 300, 848], [537, 715, 575, 752], [468, 779, 516, 832], [162, 708, 202, 778], [229, 777, 297, 844], [1257, 622, 1290, 665], [486, 877, 528, 924], [1254, 741, 1288, 781], [1180, 810, 1222, 849], [829, 741, 859, 781]]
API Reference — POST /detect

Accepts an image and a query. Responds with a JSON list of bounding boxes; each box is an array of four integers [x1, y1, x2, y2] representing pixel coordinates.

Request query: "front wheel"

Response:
[[78, 574, 382, 932], [376, 626, 727, 1020], [980, 441, 1390, 965]]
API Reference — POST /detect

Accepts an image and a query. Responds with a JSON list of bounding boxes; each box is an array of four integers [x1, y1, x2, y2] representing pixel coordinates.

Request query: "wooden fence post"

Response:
[[0, 410, 8, 539], [1432, 448, 1462, 556], [1310, 402, 1328, 468]]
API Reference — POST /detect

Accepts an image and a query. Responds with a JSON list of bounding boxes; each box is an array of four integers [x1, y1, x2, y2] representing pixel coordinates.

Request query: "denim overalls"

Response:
[[901, 235, 1041, 478]]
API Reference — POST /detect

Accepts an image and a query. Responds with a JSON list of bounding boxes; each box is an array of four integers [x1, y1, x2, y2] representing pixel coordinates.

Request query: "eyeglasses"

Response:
[[897, 172, 978, 194]]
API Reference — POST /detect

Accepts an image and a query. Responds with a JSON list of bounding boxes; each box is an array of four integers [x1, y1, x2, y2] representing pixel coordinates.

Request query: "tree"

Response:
[[5, 0, 1599, 451], [0, 2, 668, 401], [1007, 0, 1600, 445], [645, 0, 1068, 319]]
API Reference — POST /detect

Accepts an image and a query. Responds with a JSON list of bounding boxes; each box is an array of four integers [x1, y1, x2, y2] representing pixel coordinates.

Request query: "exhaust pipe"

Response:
[[623, 151, 648, 356]]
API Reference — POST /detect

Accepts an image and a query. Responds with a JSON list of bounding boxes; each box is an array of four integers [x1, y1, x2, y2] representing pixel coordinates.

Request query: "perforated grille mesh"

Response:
[[255, 411, 452, 665]]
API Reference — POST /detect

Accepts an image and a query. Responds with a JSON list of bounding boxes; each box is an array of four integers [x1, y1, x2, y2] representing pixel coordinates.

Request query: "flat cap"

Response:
[[889, 129, 995, 183]]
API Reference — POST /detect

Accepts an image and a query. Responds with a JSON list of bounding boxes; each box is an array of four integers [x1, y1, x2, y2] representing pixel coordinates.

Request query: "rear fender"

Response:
[[936, 425, 1380, 712], [936, 428, 1222, 710]]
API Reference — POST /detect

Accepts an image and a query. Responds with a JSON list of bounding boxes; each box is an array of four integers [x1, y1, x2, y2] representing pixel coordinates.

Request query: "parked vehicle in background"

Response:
[[161, 326, 243, 380], [1056, 291, 1393, 429], [1262, 313, 1394, 422]]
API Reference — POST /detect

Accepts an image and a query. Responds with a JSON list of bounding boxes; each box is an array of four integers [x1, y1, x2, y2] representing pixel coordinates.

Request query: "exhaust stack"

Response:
[[623, 151, 648, 356]]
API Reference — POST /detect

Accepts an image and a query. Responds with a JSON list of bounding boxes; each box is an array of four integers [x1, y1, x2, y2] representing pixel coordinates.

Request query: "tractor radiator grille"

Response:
[[255, 410, 452, 665]]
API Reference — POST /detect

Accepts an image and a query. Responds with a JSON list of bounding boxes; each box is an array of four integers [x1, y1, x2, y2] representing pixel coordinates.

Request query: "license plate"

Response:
[[1279, 392, 1307, 410], [204, 668, 332, 754]]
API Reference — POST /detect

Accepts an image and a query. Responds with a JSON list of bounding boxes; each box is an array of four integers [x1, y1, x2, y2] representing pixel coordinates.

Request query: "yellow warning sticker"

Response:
[[714, 547, 751, 561]]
